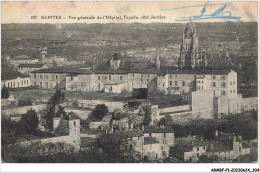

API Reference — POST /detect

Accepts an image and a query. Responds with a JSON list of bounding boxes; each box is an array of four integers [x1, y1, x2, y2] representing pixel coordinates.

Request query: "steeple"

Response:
[[179, 21, 202, 69]]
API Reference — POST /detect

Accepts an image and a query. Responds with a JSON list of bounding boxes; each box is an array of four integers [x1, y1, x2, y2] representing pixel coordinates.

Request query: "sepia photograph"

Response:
[[0, 1, 259, 172]]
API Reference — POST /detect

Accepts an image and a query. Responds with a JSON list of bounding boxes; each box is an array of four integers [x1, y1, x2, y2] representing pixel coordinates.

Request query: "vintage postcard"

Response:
[[1, 1, 259, 172]]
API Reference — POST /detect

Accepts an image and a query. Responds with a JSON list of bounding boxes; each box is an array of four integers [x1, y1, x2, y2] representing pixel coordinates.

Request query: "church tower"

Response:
[[179, 21, 202, 69]]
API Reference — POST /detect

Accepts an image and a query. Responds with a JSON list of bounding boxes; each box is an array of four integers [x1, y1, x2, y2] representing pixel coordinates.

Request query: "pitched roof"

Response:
[[143, 125, 174, 133], [18, 64, 46, 68], [166, 69, 231, 75], [114, 129, 143, 138], [206, 141, 232, 152], [144, 136, 159, 145], [1, 71, 30, 80], [80, 137, 97, 148]]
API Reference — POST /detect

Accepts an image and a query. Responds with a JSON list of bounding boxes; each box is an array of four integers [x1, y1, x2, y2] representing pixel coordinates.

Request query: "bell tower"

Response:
[[179, 21, 201, 69]]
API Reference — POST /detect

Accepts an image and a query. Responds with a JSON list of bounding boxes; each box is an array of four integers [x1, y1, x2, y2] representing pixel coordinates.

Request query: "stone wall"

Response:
[[159, 105, 190, 114], [168, 109, 213, 124], [1, 104, 46, 116], [77, 99, 125, 112]]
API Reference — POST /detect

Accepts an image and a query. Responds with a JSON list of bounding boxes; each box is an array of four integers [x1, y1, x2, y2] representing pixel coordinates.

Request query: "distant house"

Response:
[[142, 125, 175, 159], [1, 71, 31, 89], [173, 131, 251, 162], [17, 64, 47, 76], [10, 56, 39, 67], [143, 136, 161, 160]]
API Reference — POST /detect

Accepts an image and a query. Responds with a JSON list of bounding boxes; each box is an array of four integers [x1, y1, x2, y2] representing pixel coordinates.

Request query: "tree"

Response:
[[18, 109, 39, 135], [1, 85, 9, 99], [46, 89, 66, 129], [91, 104, 108, 120], [97, 133, 136, 163]]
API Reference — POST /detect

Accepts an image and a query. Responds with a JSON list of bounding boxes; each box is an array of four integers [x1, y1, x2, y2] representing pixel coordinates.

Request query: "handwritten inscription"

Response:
[[161, 2, 241, 22]]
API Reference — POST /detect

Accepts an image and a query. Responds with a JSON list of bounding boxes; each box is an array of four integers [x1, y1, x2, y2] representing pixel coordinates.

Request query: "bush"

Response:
[[1, 86, 9, 99], [18, 109, 39, 135], [91, 104, 109, 121], [18, 98, 32, 106]]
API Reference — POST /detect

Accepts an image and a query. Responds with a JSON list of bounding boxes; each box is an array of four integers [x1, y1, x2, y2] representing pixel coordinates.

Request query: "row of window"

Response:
[[212, 75, 227, 80], [6, 80, 29, 88], [169, 81, 186, 86], [97, 75, 123, 81], [34, 74, 59, 80]]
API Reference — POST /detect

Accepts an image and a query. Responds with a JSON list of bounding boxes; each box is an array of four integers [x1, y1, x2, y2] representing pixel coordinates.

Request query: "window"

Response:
[[221, 91, 226, 96], [71, 85, 73, 90], [175, 81, 177, 86], [40, 82, 42, 88], [161, 146, 163, 150], [202, 81, 203, 84], [22, 81, 23, 85], [109, 75, 111, 80], [233, 81, 235, 85], [55, 75, 58, 80], [164, 133, 166, 138], [197, 147, 199, 151], [170, 81, 172, 86], [45, 75, 48, 79], [40, 75, 43, 79], [132, 73, 134, 77], [197, 153, 199, 158], [74, 121, 76, 127], [233, 89, 235, 93], [120, 76, 123, 80], [149, 133, 151, 136], [239, 147, 241, 151], [27, 80, 28, 85], [230, 90, 232, 94], [221, 82, 226, 87], [230, 81, 232, 85], [98, 76, 101, 80], [11, 82, 12, 87], [183, 81, 185, 86], [212, 75, 216, 80], [70, 76, 73, 81], [221, 76, 226, 80], [162, 151, 166, 156], [98, 84, 100, 90], [203, 146, 206, 150], [13, 82, 15, 87], [211, 82, 216, 87]]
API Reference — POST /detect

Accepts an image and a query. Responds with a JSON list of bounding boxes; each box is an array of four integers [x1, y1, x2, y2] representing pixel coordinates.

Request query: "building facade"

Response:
[[17, 64, 47, 76]]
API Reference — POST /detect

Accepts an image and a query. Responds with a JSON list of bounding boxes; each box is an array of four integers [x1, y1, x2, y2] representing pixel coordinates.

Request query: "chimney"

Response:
[[160, 125, 165, 128], [69, 114, 72, 120], [142, 125, 145, 131], [190, 140, 193, 145], [211, 143, 214, 150], [200, 137, 203, 142]]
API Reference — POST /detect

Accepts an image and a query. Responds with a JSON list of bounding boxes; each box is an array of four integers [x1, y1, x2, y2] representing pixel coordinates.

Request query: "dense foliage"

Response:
[[1, 86, 9, 99], [91, 104, 109, 121]]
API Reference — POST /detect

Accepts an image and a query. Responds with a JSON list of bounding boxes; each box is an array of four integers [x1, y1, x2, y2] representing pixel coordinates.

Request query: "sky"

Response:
[[1, 1, 258, 24]]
